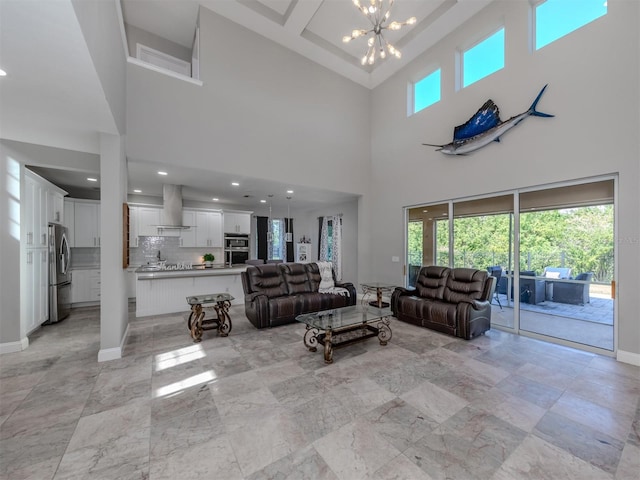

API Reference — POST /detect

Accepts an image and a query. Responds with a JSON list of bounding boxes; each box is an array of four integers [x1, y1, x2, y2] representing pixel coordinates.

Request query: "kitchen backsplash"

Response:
[[131, 236, 224, 266]]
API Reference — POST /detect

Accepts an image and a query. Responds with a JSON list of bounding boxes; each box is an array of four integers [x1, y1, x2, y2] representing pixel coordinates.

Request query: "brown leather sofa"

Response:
[[391, 266, 495, 340], [241, 262, 357, 329]]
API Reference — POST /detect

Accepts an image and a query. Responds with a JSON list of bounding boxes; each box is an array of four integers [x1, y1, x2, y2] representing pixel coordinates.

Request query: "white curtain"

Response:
[[332, 215, 342, 281], [319, 215, 342, 281], [320, 216, 330, 262]]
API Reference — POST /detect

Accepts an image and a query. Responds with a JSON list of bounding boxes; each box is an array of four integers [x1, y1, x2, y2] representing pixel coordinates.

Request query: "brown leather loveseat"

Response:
[[391, 266, 495, 340], [241, 262, 357, 329]]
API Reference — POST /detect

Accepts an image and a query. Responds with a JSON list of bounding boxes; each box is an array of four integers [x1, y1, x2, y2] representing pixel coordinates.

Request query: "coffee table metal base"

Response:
[[303, 318, 392, 364]]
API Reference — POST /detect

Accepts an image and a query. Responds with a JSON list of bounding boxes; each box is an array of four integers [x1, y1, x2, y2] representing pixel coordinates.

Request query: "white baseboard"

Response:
[[0, 337, 29, 354], [617, 350, 640, 366], [97, 323, 130, 362]]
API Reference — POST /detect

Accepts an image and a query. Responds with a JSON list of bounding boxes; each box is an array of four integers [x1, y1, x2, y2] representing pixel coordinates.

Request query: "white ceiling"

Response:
[[121, 0, 492, 88], [1, 0, 491, 209]]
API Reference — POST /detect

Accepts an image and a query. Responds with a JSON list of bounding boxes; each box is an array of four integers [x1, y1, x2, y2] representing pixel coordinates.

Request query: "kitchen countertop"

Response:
[[135, 265, 247, 280]]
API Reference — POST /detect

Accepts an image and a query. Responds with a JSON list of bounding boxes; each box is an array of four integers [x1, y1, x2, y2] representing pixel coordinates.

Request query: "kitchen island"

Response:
[[135, 265, 247, 317]]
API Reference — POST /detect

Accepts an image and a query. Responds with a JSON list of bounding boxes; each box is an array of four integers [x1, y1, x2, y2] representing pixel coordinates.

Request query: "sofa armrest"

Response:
[[244, 293, 271, 329], [459, 299, 489, 310], [335, 281, 357, 305], [391, 287, 415, 315]]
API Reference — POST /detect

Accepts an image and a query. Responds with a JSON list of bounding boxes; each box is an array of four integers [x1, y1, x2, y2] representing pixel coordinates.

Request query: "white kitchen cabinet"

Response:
[[179, 210, 197, 247], [74, 201, 101, 247], [64, 199, 75, 247], [23, 248, 49, 334], [71, 269, 101, 304], [126, 267, 137, 299], [195, 211, 222, 247], [224, 212, 251, 235], [47, 189, 64, 224], [137, 207, 161, 237], [128, 205, 139, 248], [24, 174, 48, 247]]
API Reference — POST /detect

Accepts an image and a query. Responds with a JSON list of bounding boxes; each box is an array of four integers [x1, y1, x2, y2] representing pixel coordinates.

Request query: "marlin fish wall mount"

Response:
[[423, 85, 554, 155]]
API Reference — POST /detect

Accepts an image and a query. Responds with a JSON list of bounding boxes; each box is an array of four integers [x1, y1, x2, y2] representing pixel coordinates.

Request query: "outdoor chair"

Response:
[[487, 266, 503, 309], [552, 272, 593, 305]]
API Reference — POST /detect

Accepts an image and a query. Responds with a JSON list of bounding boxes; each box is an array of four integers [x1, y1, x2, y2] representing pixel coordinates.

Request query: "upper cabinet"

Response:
[[47, 189, 64, 224], [24, 170, 67, 248], [137, 207, 161, 237], [195, 211, 222, 247], [64, 200, 75, 247], [224, 212, 251, 235], [73, 200, 101, 247], [179, 210, 197, 247]]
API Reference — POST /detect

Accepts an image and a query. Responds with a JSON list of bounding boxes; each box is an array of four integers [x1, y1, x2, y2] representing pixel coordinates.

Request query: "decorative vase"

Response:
[[205, 261, 212, 268]]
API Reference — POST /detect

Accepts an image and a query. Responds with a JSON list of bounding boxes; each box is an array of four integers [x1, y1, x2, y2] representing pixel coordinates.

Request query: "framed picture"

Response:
[[296, 243, 311, 263]]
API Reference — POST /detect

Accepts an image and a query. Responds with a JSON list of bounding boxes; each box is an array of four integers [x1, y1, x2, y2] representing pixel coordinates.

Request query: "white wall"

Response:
[[125, 8, 372, 201], [369, 1, 640, 357], [72, 0, 127, 135], [0, 146, 22, 351]]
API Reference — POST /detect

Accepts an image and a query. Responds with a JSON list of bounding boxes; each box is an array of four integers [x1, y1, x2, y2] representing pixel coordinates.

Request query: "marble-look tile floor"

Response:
[[1, 305, 639, 479]]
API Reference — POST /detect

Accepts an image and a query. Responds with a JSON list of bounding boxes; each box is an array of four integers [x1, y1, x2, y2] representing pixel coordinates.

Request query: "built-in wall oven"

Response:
[[224, 235, 249, 266]]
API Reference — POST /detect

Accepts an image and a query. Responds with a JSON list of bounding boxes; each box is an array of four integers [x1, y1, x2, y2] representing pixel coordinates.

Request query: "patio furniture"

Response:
[[552, 272, 593, 305], [542, 267, 571, 279], [519, 270, 546, 305], [486, 266, 503, 309]]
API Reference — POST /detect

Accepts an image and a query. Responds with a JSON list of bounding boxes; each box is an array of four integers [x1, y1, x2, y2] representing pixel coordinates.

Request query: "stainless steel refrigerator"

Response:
[[47, 223, 71, 323]]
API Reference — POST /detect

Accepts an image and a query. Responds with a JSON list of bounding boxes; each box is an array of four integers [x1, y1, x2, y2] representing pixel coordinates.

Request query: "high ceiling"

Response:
[[121, 0, 492, 88], [0, 0, 491, 208]]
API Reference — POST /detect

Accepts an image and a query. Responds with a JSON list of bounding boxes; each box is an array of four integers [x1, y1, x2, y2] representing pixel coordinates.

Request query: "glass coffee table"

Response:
[[296, 305, 392, 364]]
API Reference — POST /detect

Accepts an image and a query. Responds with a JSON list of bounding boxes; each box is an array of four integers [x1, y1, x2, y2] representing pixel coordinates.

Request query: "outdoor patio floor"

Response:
[[490, 293, 614, 351]]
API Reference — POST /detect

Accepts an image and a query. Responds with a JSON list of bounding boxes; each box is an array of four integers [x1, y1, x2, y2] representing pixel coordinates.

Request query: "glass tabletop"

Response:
[[360, 282, 397, 291], [296, 304, 392, 330], [186, 293, 234, 305]]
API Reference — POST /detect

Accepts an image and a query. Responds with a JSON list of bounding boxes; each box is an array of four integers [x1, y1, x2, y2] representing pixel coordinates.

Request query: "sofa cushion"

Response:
[[280, 263, 312, 295], [246, 264, 288, 298], [304, 263, 322, 292], [268, 296, 297, 323], [424, 300, 457, 329], [415, 266, 450, 300], [443, 268, 488, 304]]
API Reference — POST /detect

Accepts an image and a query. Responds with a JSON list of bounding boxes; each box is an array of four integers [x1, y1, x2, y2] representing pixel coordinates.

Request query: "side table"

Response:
[[360, 282, 396, 308], [186, 293, 234, 343]]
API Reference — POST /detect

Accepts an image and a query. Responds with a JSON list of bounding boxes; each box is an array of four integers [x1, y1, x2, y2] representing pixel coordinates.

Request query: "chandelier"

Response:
[[342, 0, 416, 66]]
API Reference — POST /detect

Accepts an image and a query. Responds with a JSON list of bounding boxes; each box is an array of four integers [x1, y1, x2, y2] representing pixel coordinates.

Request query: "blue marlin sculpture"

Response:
[[423, 85, 554, 155]]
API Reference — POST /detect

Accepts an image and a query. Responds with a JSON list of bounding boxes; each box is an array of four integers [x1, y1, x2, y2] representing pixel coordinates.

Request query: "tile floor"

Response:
[[1, 304, 639, 479]]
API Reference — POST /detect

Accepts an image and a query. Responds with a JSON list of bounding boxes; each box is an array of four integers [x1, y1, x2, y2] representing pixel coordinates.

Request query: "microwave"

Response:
[[225, 236, 249, 249]]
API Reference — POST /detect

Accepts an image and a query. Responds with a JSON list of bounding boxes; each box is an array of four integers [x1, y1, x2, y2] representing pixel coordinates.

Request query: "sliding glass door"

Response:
[[518, 180, 615, 350], [405, 177, 616, 353]]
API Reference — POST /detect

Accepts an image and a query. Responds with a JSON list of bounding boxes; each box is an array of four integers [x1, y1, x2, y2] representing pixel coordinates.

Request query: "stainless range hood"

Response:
[[155, 184, 191, 230]]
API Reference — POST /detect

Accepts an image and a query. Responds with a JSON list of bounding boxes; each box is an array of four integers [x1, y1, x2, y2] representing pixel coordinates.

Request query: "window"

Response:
[[535, 0, 607, 50], [269, 218, 286, 260], [462, 28, 504, 88], [413, 69, 441, 114]]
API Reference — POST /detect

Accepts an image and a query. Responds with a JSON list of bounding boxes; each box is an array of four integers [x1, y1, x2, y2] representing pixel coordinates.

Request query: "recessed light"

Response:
[[87, 177, 98, 182], [134, 189, 142, 193], [287, 190, 294, 194], [212, 198, 219, 201], [231, 182, 239, 186], [158, 171, 168, 176], [260, 199, 266, 203], [0, 69, 6, 77]]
